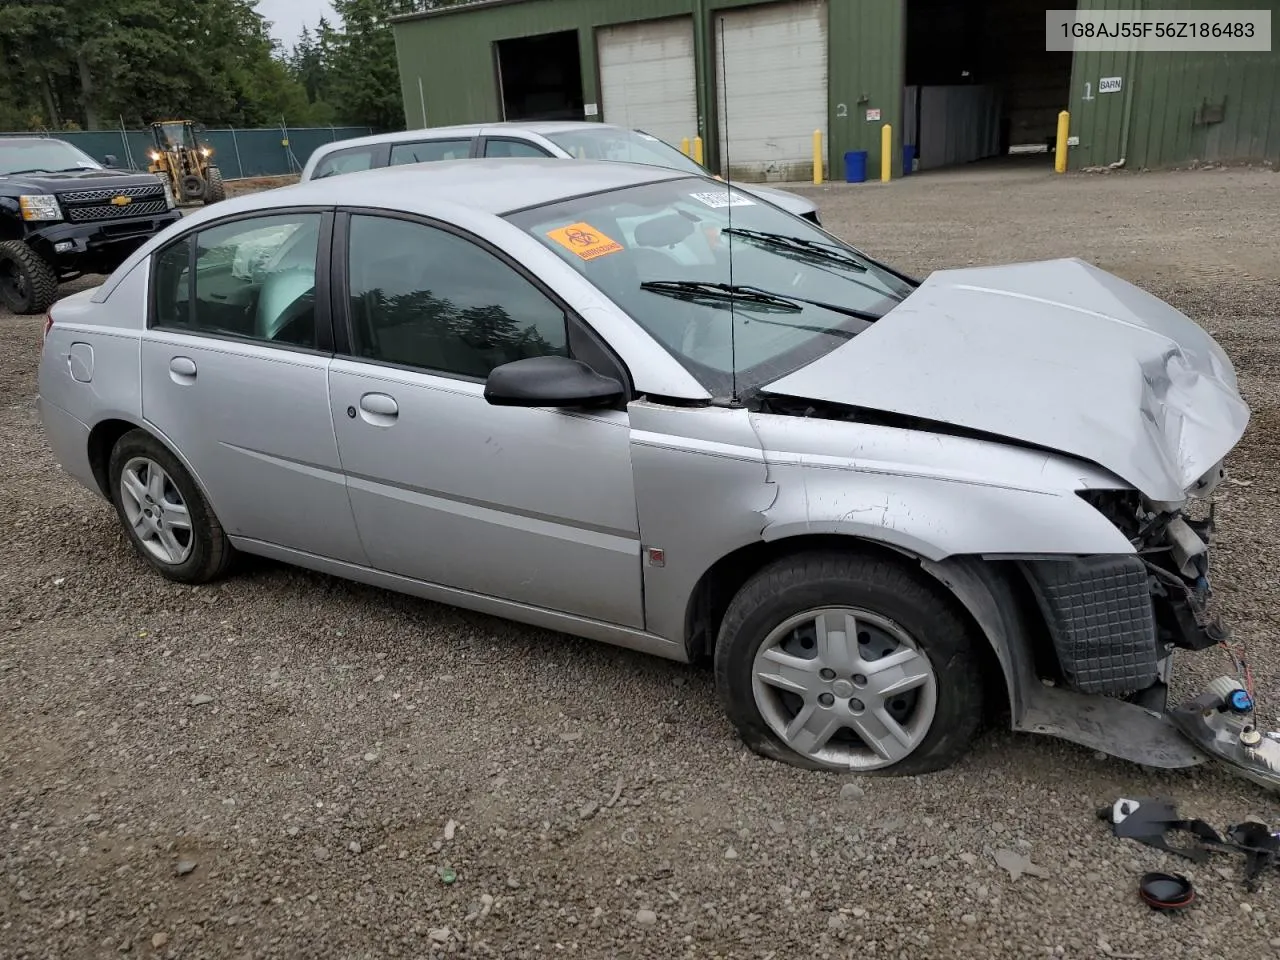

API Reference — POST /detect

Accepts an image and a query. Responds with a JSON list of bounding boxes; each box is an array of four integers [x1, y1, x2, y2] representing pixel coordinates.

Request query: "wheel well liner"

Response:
[[86, 417, 140, 498]]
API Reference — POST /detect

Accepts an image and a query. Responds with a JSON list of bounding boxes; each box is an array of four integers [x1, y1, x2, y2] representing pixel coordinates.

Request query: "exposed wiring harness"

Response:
[[1142, 557, 1257, 712]]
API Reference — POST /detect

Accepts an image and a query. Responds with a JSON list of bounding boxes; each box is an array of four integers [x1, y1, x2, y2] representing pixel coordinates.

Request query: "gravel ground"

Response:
[[2, 161, 1279, 959]]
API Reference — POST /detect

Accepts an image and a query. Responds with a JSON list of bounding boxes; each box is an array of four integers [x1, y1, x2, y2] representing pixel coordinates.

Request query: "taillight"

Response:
[[42, 312, 53, 346]]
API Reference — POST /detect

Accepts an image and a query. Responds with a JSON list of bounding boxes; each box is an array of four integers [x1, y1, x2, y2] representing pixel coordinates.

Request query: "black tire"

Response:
[[0, 240, 58, 315], [181, 173, 206, 200], [714, 550, 984, 776], [203, 167, 226, 204], [107, 428, 234, 584]]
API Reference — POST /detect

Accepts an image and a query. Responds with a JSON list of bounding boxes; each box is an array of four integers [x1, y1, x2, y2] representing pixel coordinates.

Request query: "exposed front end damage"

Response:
[[939, 471, 1257, 776], [744, 396, 1253, 776], [1019, 480, 1229, 700]]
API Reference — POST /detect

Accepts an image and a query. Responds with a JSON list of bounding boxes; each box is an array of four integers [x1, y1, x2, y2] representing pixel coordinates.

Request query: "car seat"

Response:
[[255, 267, 316, 343]]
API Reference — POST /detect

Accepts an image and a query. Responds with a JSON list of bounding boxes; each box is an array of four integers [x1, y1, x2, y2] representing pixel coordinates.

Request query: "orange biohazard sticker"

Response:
[[545, 222, 624, 261]]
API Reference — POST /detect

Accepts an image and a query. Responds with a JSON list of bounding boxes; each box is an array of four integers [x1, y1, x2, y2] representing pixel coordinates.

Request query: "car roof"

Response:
[[486, 121, 627, 135], [310, 121, 629, 153], [203, 157, 691, 221], [0, 136, 72, 147]]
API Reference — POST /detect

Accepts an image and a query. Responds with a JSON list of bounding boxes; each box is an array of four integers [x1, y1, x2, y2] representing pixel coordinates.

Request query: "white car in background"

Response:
[[299, 121, 824, 225]]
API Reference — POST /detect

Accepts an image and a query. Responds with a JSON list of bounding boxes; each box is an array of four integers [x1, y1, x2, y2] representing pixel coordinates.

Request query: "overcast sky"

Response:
[[258, 0, 338, 48]]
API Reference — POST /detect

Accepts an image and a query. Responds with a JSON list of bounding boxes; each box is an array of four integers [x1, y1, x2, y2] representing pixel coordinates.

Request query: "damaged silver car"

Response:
[[36, 159, 1250, 776]]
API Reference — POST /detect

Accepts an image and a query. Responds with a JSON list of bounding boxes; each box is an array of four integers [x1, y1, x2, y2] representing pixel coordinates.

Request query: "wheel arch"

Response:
[[87, 417, 219, 517], [683, 533, 1039, 722]]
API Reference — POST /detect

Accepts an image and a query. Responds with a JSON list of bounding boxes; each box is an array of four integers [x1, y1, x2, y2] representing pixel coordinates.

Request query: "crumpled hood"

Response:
[[764, 257, 1250, 502]]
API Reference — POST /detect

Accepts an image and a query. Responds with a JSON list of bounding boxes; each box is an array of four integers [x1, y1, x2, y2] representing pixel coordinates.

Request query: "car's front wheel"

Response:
[[107, 429, 234, 583], [0, 240, 58, 315], [714, 551, 984, 775]]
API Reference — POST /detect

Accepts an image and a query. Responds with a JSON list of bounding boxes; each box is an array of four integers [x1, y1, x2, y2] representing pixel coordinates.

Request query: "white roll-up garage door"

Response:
[[597, 17, 698, 151], [714, 0, 828, 181]]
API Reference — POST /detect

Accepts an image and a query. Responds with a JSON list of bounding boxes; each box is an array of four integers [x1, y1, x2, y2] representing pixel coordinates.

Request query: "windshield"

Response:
[[545, 128, 707, 177], [0, 139, 102, 175], [507, 177, 914, 398], [155, 123, 196, 150]]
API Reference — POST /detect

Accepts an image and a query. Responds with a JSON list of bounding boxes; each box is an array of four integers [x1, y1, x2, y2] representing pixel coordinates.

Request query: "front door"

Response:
[[327, 211, 644, 628], [140, 208, 366, 564]]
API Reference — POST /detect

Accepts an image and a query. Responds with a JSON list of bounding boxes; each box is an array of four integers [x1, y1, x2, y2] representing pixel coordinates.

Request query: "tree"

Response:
[[0, 0, 469, 133], [288, 0, 473, 130], [0, 0, 321, 129]]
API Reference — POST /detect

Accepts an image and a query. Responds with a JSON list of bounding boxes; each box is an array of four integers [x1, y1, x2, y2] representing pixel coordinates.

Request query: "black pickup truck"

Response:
[[0, 136, 183, 314]]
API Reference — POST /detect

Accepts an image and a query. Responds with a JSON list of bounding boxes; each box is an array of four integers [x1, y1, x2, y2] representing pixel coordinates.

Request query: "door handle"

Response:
[[357, 392, 398, 426], [169, 356, 197, 384], [360, 393, 398, 417]]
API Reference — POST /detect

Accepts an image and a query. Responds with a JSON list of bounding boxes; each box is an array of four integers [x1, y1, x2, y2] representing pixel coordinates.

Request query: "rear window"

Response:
[[312, 146, 380, 180]]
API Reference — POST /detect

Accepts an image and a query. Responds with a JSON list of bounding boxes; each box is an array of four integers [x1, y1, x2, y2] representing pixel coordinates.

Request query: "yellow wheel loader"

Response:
[[147, 120, 226, 205]]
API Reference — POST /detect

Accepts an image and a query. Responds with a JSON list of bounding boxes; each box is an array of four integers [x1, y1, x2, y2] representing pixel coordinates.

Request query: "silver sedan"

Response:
[[298, 121, 823, 224], [37, 159, 1248, 776]]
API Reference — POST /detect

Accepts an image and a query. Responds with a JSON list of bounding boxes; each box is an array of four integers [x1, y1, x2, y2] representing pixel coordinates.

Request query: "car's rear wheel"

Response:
[[107, 429, 233, 583], [0, 240, 58, 315], [714, 551, 984, 775]]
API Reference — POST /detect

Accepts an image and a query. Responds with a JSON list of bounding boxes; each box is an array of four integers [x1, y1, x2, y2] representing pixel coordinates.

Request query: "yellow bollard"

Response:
[[693, 136, 704, 165], [1054, 110, 1070, 173], [681, 137, 691, 157], [813, 129, 823, 184], [881, 123, 892, 182]]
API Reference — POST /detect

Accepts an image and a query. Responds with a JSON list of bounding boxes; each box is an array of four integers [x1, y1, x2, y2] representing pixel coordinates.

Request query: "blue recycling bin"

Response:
[[844, 150, 868, 183], [903, 144, 917, 175]]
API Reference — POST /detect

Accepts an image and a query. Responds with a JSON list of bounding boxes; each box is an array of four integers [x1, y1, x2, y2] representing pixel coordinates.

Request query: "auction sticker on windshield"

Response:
[[546, 222, 624, 260], [689, 190, 756, 209]]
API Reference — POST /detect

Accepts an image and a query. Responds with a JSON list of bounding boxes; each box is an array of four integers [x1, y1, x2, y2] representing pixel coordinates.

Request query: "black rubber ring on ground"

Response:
[[1139, 872, 1195, 910]]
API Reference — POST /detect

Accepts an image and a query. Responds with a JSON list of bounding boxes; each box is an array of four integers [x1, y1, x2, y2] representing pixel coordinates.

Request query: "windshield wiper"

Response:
[[719, 227, 871, 272], [4, 168, 52, 175], [640, 279, 883, 327], [641, 279, 801, 312]]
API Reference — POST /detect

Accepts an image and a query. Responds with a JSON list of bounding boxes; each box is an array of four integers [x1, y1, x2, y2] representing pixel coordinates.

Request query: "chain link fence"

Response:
[[0, 125, 377, 179]]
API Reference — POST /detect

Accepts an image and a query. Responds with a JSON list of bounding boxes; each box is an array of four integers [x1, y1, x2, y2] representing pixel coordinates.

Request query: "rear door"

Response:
[[140, 207, 367, 564], [325, 209, 644, 627]]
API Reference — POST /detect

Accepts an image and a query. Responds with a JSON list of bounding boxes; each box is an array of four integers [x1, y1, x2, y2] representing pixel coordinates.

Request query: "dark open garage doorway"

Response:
[[904, 0, 1074, 172], [494, 30, 585, 122]]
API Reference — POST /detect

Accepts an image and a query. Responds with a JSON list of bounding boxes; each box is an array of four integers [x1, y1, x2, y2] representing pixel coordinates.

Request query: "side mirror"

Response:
[[484, 355, 623, 409], [103, 154, 118, 167]]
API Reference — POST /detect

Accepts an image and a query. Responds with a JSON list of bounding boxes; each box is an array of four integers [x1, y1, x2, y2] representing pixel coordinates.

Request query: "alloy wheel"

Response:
[[118, 457, 194, 565]]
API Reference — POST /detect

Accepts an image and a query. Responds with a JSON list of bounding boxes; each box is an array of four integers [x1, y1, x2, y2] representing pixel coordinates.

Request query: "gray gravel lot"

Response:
[[2, 161, 1279, 959]]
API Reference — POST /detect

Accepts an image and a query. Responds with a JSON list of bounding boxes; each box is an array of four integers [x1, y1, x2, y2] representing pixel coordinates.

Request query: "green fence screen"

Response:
[[0, 126, 377, 179]]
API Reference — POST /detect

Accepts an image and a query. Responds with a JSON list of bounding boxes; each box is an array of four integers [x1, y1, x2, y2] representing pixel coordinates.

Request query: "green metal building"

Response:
[[391, 0, 1279, 180]]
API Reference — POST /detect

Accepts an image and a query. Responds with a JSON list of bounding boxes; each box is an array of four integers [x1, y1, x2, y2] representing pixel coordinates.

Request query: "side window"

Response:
[[153, 235, 193, 328], [346, 214, 568, 379], [483, 138, 553, 159], [389, 138, 472, 166], [152, 213, 322, 349], [313, 147, 377, 179]]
